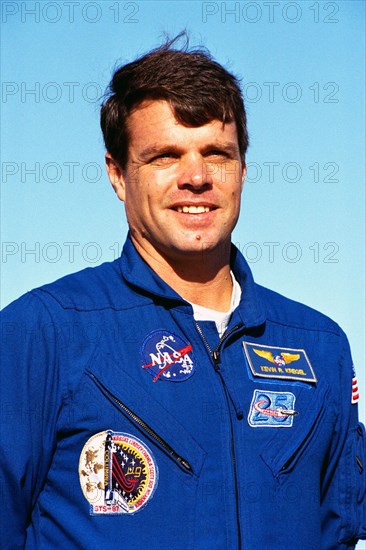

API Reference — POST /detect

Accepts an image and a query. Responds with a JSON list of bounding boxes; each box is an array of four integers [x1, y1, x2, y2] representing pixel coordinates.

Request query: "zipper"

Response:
[[195, 321, 244, 371], [228, 390, 242, 550], [195, 321, 244, 549], [276, 390, 327, 475], [88, 372, 193, 473]]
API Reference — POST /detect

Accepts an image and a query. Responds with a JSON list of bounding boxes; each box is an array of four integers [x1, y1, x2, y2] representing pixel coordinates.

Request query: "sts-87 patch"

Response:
[[79, 431, 158, 515], [248, 390, 298, 428], [243, 341, 317, 383]]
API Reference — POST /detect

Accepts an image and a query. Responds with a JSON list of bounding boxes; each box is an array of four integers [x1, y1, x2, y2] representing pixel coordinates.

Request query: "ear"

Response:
[[105, 153, 126, 202], [241, 163, 246, 191]]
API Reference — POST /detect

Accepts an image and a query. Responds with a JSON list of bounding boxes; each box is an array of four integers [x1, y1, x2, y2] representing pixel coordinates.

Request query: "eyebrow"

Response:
[[201, 142, 240, 157], [139, 142, 240, 160], [139, 144, 182, 160]]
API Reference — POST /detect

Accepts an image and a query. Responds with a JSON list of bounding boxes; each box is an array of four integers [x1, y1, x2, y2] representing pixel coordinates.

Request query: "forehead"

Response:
[[126, 100, 239, 150]]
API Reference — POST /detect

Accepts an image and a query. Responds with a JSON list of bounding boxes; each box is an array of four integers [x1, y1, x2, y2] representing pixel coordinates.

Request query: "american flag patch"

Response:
[[352, 375, 360, 404]]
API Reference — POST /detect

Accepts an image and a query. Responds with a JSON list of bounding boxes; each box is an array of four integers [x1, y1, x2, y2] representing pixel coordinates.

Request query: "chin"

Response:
[[168, 239, 228, 258]]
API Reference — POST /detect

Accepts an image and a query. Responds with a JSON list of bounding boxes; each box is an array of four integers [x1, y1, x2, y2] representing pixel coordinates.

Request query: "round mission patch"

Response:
[[141, 329, 196, 382], [79, 430, 158, 514]]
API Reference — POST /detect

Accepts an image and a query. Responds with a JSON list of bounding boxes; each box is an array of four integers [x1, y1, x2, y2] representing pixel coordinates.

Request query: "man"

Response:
[[1, 37, 365, 549]]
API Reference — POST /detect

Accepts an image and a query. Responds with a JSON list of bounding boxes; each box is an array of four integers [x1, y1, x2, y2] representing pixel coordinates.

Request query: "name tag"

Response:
[[243, 341, 317, 383]]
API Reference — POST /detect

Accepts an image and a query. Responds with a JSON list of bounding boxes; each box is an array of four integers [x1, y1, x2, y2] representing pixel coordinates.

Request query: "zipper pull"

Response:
[[212, 350, 221, 370], [177, 457, 193, 472]]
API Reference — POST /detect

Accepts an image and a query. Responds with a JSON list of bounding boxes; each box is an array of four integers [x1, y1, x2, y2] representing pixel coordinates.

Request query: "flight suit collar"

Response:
[[119, 234, 267, 329]]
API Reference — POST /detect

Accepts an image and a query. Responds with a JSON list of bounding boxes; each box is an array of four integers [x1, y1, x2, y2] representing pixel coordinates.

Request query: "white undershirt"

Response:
[[190, 272, 242, 337]]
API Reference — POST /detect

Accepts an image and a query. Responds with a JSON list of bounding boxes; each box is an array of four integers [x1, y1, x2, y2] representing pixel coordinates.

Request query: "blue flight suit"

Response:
[[1, 235, 365, 549]]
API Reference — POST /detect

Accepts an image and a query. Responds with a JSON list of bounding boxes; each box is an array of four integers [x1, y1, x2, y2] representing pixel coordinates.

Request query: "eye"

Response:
[[205, 150, 230, 160], [150, 152, 178, 164]]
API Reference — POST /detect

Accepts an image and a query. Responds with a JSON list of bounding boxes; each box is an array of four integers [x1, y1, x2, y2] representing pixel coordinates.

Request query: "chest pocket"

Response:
[[76, 349, 207, 548], [259, 379, 332, 477], [85, 349, 206, 477]]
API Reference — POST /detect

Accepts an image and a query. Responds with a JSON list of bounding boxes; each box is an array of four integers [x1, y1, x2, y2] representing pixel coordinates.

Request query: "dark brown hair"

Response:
[[100, 33, 248, 168]]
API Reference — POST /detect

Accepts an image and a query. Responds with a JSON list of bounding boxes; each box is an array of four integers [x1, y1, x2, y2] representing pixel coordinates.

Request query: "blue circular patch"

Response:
[[141, 330, 196, 382]]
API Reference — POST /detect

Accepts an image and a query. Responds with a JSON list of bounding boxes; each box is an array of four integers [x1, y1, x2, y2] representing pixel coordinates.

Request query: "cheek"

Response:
[[125, 174, 147, 204], [229, 186, 242, 201]]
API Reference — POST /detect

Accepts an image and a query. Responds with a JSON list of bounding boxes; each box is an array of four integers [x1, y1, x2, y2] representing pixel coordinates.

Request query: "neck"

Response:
[[131, 237, 233, 312], [166, 266, 234, 312]]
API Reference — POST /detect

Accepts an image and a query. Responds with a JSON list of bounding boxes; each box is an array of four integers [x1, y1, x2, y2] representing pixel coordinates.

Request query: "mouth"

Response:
[[173, 205, 215, 214]]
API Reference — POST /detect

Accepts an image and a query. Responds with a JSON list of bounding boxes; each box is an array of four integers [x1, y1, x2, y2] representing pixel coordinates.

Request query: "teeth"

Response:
[[176, 206, 211, 214]]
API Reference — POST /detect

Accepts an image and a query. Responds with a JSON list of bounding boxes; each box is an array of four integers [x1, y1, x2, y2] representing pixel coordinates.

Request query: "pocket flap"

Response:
[[260, 379, 331, 476], [86, 349, 206, 477]]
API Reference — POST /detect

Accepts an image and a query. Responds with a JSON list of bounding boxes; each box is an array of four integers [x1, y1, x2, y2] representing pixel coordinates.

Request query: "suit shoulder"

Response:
[[32, 258, 131, 311], [257, 284, 342, 337]]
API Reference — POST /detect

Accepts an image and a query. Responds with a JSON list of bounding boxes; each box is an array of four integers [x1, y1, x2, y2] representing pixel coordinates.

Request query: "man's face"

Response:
[[107, 100, 245, 264]]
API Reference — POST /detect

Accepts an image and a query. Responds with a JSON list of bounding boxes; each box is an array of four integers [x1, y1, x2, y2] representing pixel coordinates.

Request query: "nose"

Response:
[[177, 153, 213, 190]]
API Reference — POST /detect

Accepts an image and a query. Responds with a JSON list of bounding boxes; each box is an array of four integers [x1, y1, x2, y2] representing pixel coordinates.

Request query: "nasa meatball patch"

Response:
[[141, 330, 196, 382], [79, 431, 158, 515]]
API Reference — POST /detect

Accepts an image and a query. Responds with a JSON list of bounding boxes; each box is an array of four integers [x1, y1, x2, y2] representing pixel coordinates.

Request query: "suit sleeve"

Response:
[[0, 292, 63, 548], [320, 330, 366, 548]]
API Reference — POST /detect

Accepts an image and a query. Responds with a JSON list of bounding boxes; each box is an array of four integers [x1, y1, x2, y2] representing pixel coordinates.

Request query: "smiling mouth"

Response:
[[174, 206, 214, 214]]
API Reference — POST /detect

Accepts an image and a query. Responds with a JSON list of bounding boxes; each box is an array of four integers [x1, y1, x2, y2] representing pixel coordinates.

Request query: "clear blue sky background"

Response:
[[1, 0, 365, 445]]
